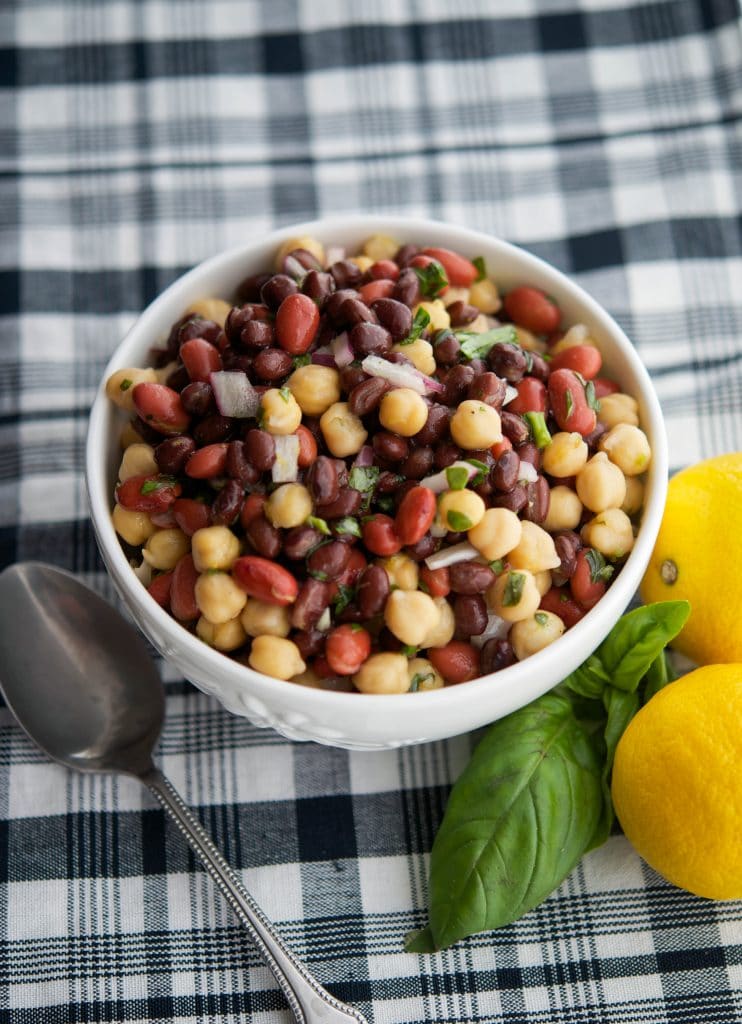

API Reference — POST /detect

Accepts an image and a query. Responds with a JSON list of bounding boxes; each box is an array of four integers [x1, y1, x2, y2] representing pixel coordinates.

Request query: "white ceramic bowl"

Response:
[[86, 216, 667, 750]]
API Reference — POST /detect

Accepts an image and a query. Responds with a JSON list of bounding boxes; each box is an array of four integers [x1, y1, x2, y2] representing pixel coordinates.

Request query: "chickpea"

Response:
[[260, 387, 303, 436], [468, 277, 501, 315], [581, 508, 635, 560], [384, 589, 440, 648], [465, 314, 491, 334], [551, 324, 597, 354], [287, 364, 341, 416], [183, 297, 232, 327], [118, 443, 158, 483], [514, 326, 546, 353], [349, 255, 373, 273], [392, 338, 436, 375], [290, 668, 324, 689], [275, 235, 325, 271], [507, 521, 561, 573], [196, 615, 247, 652], [377, 388, 428, 438], [240, 598, 291, 638], [112, 504, 156, 546], [511, 611, 565, 661], [534, 570, 552, 597], [249, 635, 306, 680], [407, 657, 444, 691], [450, 400, 502, 450], [379, 553, 419, 591], [598, 393, 639, 429], [442, 286, 470, 307], [191, 525, 241, 572], [622, 475, 645, 516], [421, 596, 456, 649], [195, 571, 248, 623], [105, 366, 157, 412], [320, 401, 368, 456], [362, 234, 399, 262], [467, 508, 522, 561], [120, 422, 142, 449], [142, 528, 190, 570], [415, 300, 450, 332], [542, 431, 588, 478], [487, 569, 541, 623], [438, 488, 486, 532], [576, 452, 626, 513], [543, 485, 583, 532], [264, 483, 313, 529], [354, 652, 410, 694], [599, 424, 651, 477]]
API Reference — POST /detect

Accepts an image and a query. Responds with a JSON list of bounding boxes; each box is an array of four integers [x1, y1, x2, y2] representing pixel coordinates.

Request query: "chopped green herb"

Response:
[[584, 379, 601, 412], [523, 411, 552, 449], [292, 354, 311, 368], [140, 476, 176, 495], [119, 378, 133, 392], [205, 567, 222, 576], [332, 583, 356, 616], [418, 580, 431, 594], [413, 260, 448, 298], [278, 386, 291, 403], [334, 516, 361, 538], [466, 457, 489, 487], [489, 558, 505, 574], [446, 509, 473, 532], [565, 388, 574, 419], [308, 569, 329, 583], [375, 494, 395, 514], [349, 465, 380, 493], [472, 256, 487, 282], [349, 623, 364, 633], [585, 548, 615, 585], [399, 306, 431, 345], [535, 612, 549, 626], [306, 515, 331, 536], [456, 324, 518, 361], [401, 644, 418, 658], [445, 465, 470, 490], [503, 571, 526, 607], [410, 671, 435, 692]]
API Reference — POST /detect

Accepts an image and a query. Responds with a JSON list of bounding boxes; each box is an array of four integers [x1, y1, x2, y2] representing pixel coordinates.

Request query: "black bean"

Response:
[[307, 541, 351, 581], [480, 638, 516, 674], [131, 417, 164, 445], [245, 514, 282, 558], [302, 270, 335, 306], [329, 260, 363, 289], [339, 365, 368, 393], [413, 404, 449, 446], [448, 301, 480, 327], [584, 421, 608, 449], [244, 429, 276, 471], [180, 381, 215, 417], [226, 440, 260, 486], [440, 364, 476, 406], [371, 298, 413, 342], [376, 470, 404, 494], [432, 330, 461, 366], [293, 629, 325, 660], [211, 480, 244, 527], [236, 273, 271, 303], [400, 446, 434, 480], [179, 318, 221, 347], [193, 414, 235, 446], [284, 525, 323, 560], [165, 364, 190, 392], [340, 297, 378, 327], [373, 432, 409, 463], [260, 274, 298, 310], [454, 594, 488, 638], [434, 442, 463, 470], [357, 564, 390, 618], [521, 475, 550, 525], [448, 561, 496, 594], [350, 322, 392, 357], [553, 531, 581, 585], [405, 533, 438, 561], [306, 455, 339, 504], [348, 377, 389, 417], [515, 441, 541, 470], [529, 352, 551, 382], [491, 484, 528, 513], [500, 411, 530, 445], [491, 449, 520, 492], [253, 348, 293, 381], [155, 436, 195, 475], [314, 487, 363, 519], [488, 342, 527, 382], [291, 579, 331, 631], [324, 288, 359, 324], [221, 349, 253, 374], [241, 320, 274, 350], [282, 247, 321, 275], [468, 372, 507, 408], [394, 243, 419, 267], [392, 268, 421, 306]]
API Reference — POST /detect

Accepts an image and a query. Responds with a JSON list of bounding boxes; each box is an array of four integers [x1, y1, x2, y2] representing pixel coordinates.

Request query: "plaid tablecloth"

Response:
[[2, 1, 742, 1022]]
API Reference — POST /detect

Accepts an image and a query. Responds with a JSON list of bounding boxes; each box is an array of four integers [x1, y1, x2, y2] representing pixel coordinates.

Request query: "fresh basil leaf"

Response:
[[401, 644, 418, 658], [503, 571, 525, 607], [426, 692, 604, 949], [332, 583, 356, 615], [465, 458, 489, 487], [119, 378, 133, 391], [585, 548, 614, 584], [334, 516, 361, 538], [445, 465, 470, 490], [348, 465, 380, 493], [404, 926, 438, 954], [457, 325, 517, 361], [413, 260, 448, 298], [399, 306, 431, 345], [278, 386, 291, 403], [642, 649, 678, 704], [584, 379, 601, 412], [306, 515, 331, 536], [292, 354, 311, 368], [596, 600, 690, 693], [561, 653, 612, 699], [472, 256, 486, 282], [140, 476, 176, 495], [603, 686, 640, 776], [565, 388, 574, 419], [446, 509, 473, 532]]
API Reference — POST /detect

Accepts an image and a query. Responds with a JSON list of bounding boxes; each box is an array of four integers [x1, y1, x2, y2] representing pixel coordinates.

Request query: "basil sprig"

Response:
[[457, 324, 517, 360], [405, 600, 690, 954], [413, 260, 448, 298]]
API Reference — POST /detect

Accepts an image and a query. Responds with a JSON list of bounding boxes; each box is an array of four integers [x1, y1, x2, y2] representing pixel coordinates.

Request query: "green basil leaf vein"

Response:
[[596, 600, 690, 693]]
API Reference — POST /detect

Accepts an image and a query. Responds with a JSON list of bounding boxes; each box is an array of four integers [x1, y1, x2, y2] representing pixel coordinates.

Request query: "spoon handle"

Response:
[[142, 767, 368, 1024]]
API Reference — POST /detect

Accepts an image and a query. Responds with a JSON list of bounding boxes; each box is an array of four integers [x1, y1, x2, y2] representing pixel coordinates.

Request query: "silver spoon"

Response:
[[0, 562, 368, 1024]]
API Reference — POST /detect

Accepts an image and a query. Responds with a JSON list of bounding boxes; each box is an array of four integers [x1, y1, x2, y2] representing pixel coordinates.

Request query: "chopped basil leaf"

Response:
[[349, 623, 364, 633], [334, 516, 361, 538], [446, 509, 473, 532], [332, 583, 356, 615], [466, 457, 489, 487], [119, 378, 133, 391], [457, 324, 518, 361], [584, 379, 601, 412], [401, 644, 418, 658], [399, 306, 431, 345], [410, 671, 435, 692], [489, 558, 505, 574], [140, 476, 176, 495], [278, 386, 291, 403], [308, 568, 329, 582], [472, 256, 486, 282], [292, 354, 311, 368], [503, 571, 526, 607], [445, 465, 470, 490], [413, 260, 448, 298], [306, 515, 331, 536], [349, 465, 380, 493], [535, 611, 549, 626], [564, 388, 574, 419], [585, 548, 615, 584], [523, 411, 552, 449], [375, 494, 395, 513], [418, 580, 430, 594]]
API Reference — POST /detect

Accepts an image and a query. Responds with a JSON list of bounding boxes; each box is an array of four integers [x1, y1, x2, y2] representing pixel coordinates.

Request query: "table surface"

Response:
[[2, 1, 742, 1022]]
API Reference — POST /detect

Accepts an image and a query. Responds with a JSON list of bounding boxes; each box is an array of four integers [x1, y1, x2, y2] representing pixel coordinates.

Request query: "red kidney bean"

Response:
[[326, 624, 371, 676], [314, 487, 362, 519], [491, 483, 527, 512], [245, 514, 282, 558], [283, 524, 322, 560], [133, 383, 190, 435], [394, 486, 436, 545], [500, 410, 530, 445], [467, 371, 507, 408], [116, 473, 181, 513], [275, 293, 320, 355], [358, 279, 395, 306], [539, 586, 585, 629], [413, 404, 449, 445], [570, 549, 607, 610], [233, 556, 299, 605], [399, 446, 434, 480], [392, 268, 421, 306], [290, 578, 331, 630], [252, 347, 293, 381], [370, 298, 412, 342], [421, 247, 478, 287], [307, 541, 351, 581], [439, 364, 476, 406], [373, 432, 409, 463], [357, 564, 390, 618], [261, 273, 298, 310], [302, 270, 335, 307], [503, 286, 561, 334], [179, 338, 222, 383], [244, 428, 276, 471], [226, 441, 260, 486], [405, 532, 438, 561], [329, 261, 363, 289], [179, 317, 222, 347], [507, 377, 547, 414], [293, 629, 325, 661], [306, 455, 339, 504], [169, 553, 201, 621], [349, 322, 392, 357], [521, 475, 550, 525], [340, 296, 378, 327], [488, 343, 527, 382], [240, 492, 266, 528], [448, 561, 496, 594], [480, 638, 516, 674], [295, 425, 318, 467], [348, 377, 389, 417], [185, 443, 229, 479], [241, 320, 275, 350], [593, 376, 620, 398], [447, 301, 480, 327], [147, 571, 173, 609], [490, 449, 520, 492], [428, 641, 480, 684], [155, 435, 195, 475], [454, 593, 488, 638], [210, 479, 244, 526], [361, 514, 402, 556], [420, 564, 450, 597], [172, 498, 211, 536], [180, 381, 215, 416], [434, 442, 463, 470], [548, 368, 597, 436], [193, 414, 235, 447]]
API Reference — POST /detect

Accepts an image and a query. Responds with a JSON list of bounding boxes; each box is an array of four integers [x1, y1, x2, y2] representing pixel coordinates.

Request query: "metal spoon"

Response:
[[0, 562, 368, 1024]]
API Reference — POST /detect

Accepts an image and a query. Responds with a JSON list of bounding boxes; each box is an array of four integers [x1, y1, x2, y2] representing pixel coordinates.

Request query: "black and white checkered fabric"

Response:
[[1, 1, 741, 1021]]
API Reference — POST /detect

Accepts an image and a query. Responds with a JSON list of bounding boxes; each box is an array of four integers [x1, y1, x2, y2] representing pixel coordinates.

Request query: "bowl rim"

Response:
[[86, 214, 668, 730]]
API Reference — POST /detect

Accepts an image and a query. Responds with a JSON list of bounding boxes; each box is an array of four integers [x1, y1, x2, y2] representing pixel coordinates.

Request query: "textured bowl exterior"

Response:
[[86, 216, 668, 750]]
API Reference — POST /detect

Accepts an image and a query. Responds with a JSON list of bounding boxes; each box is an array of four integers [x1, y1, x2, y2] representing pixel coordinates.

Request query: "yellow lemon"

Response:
[[640, 452, 742, 664], [612, 665, 742, 900]]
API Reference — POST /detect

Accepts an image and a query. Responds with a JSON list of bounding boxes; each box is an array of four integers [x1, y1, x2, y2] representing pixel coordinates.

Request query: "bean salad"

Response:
[[107, 233, 652, 694]]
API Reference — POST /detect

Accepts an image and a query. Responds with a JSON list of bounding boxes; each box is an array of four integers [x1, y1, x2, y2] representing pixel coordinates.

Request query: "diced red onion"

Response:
[[271, 435, 300, 483], [325, 245, 345, 266], [316, 608, 332, 632], [472, 613, 510, 650], [133, 559, 152, 586], [420, 461, 479, 494], [361, 354, 444, 396], [518, 460, 538, 483], [424, 541, 480, 570], [503, 385, 518, 405], [430, 522, 448, 539], [311, 349, 336, 367], [352, 445, 374, 469], [209, 371, 260, 419], [331, 332, 354, 368]]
